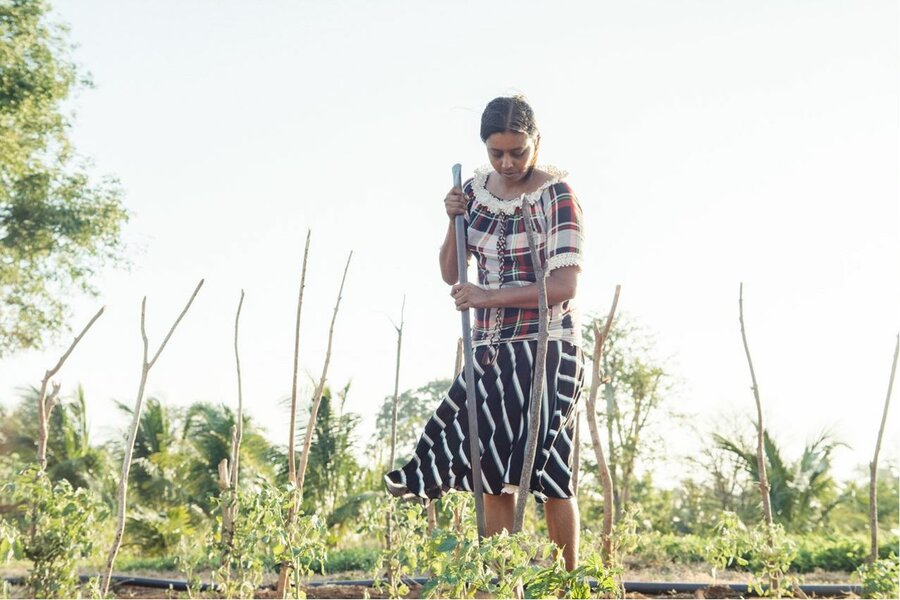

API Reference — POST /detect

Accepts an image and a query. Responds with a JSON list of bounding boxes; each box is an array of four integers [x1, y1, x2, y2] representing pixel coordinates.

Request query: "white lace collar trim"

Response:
[[471, 164, 568, 216]]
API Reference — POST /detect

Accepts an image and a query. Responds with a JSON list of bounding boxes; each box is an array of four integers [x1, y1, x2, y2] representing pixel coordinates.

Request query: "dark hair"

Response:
[[479, 95, 539, 142]]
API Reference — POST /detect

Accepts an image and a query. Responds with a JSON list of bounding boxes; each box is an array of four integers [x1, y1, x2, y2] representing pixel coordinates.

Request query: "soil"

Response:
[[1, 567, 864, 599]]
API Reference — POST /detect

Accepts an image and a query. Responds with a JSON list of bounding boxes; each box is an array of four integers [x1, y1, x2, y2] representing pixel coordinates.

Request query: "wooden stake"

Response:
[[278, 251, 351, 597], [288, 231, 312, 485], [869, 333, 898, 563], [220, 290, 246, 558], [102, 279, 204, 595], [738, 282, 778, 594], [386, 295, 405, 549], [36, 306, 105, 471], [512, 207, 550, 533], [584, 286, 620, 563]]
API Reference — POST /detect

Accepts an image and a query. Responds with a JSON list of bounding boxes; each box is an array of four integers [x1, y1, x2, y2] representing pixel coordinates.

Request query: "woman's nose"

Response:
[[501, 155, 513, 168]]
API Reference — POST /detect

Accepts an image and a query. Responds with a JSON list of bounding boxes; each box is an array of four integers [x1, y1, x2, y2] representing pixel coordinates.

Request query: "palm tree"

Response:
[[1, 386, 112, 495], [299, 383, 360, 514], [114, 397, 193, 508], [182, 401, 277, 514], [713, 427, 847, 532]]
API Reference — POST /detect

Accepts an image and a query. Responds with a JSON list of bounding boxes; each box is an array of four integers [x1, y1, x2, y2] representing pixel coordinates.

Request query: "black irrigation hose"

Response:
[[2, 574, 865, 596]]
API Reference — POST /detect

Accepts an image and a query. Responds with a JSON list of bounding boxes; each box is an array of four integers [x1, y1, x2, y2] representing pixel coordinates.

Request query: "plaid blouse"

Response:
[[462, 165, 584, 349]]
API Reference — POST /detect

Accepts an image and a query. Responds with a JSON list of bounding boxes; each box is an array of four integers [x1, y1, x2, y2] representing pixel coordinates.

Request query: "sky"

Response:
[[2, 0, 898, 487]]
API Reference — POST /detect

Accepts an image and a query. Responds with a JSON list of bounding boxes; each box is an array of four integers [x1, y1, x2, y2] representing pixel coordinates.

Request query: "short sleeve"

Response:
[[544, 182, 584, 273], [462, 178, 476, 253]]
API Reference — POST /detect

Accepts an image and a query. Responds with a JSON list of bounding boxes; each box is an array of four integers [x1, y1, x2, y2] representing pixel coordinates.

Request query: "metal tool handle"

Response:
[[451, 163, 486, 540]]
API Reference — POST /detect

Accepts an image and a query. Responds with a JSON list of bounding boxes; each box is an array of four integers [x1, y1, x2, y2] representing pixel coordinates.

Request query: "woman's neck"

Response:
[[488, 168, 550, 200]]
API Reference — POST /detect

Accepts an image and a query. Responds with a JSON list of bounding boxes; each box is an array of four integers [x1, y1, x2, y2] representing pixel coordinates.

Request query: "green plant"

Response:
[[0, 521, 17, 599], [856, 556, 900, 599], [744, 521, 799, 598], [211, 484, 327, 599], [421, 527, 546, 599], [374, 497, 430, 598], [610, 504, 642, 566], [3, 466, 108, 598], [527, 550, 621, 599], [703, 512, 802, 597], [0, 520, 17, 564], [173, 537, 205, 599], [703, 511, 751, 585]]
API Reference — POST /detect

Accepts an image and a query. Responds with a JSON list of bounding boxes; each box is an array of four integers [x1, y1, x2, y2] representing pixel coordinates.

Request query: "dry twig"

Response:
[[584, 285, 620, 563], [278, 251, 352, 597], [869, 333, 898, 563], [220, 289, 246, 556], [36, 306, 105, 471], [288, 230, 312, 484], [386, 295, 405, 549], [102, 279, 204, 595], [738, 282, 778, 594]]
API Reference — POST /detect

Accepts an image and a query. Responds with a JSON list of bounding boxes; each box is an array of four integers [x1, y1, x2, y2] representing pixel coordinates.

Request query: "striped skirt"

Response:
[[384, 339, 584, 505]]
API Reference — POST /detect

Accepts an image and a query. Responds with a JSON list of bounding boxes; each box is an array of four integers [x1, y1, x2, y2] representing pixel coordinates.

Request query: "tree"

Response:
[[0, 0, 129, 356], [581, 314, 680, 521], [373, 378, 451, 469]]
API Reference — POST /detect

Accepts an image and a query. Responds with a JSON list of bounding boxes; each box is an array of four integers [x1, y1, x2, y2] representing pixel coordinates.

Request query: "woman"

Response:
[[384, 95, 585, 570]]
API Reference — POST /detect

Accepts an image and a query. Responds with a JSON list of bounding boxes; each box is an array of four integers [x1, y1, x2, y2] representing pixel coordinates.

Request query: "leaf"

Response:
[[437, 536, 458, 553]]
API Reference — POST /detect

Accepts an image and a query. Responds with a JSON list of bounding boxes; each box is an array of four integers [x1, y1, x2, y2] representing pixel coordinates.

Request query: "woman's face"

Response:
[[486, 130, 537, 184]]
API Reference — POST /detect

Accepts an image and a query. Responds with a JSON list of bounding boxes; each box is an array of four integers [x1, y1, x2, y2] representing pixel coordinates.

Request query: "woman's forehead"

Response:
[[486, 130, 532, 150]]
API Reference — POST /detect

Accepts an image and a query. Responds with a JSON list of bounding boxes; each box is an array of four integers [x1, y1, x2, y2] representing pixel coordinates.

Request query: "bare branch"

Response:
[[585, 285, 620, 563], [36, 306, 105, 471], [279, 251, 351, 597], [387, 294, 405, 550], [102, 280, 204, 595], [288, 230, 311, 485], [231, 289, 246, 488], [296, 250, 352, 496], [147, 280, 204, 369], [870, 332, 898, 563], [45, 306, 106, 380], [738, 282, 778, 593]]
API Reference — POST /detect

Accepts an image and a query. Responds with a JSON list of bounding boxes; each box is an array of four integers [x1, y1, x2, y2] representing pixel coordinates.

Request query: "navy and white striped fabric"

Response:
[[384, 339, 584, 505]]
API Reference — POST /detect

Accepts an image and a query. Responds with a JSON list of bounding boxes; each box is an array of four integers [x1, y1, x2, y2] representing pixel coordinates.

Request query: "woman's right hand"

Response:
[[444, 187, 467, 220]]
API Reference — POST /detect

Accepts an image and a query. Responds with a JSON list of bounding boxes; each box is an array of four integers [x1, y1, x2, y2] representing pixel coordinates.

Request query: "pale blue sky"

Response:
[[3, 0, 898, 486]]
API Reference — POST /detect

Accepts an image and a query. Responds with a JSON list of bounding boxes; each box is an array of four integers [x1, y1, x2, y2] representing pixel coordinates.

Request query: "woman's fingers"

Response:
[[444, 187, 466, 218], [451, 283, 482, 310]]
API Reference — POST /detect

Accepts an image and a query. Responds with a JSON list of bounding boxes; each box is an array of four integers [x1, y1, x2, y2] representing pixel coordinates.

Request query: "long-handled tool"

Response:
[[452, 163, 487, 540]]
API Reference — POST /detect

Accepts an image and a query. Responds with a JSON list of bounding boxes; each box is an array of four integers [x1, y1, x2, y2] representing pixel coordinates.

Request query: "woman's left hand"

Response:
[[450, 283, 491, 310]]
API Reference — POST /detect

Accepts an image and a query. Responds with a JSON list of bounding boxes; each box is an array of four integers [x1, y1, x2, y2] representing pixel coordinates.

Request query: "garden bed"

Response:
[[2, 566, 868, 599]]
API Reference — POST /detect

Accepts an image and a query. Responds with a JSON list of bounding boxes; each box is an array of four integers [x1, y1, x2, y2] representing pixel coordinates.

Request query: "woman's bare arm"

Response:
[[450, 266, 579, 310]]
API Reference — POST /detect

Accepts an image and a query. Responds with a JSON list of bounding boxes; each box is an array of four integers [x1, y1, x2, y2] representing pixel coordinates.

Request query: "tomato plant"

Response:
[[2, 467, 107, 599]]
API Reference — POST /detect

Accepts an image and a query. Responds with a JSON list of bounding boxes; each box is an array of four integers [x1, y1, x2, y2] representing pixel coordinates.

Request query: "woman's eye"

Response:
[[513, 150, 526, 157]]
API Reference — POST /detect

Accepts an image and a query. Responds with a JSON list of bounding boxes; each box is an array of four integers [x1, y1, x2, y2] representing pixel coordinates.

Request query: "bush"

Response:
[[309, 546, 379, 574], [1, 467, 107, 598], [857, 556, 900, 599], [791, 534, 900, 573]]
